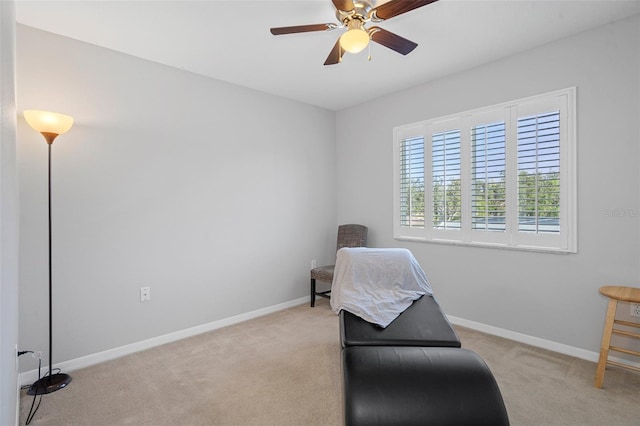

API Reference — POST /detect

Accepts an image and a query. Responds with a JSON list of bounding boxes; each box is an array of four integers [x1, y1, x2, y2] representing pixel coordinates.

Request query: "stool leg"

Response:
[[595, 298, 618, 388], [310, 278, 316, 307]]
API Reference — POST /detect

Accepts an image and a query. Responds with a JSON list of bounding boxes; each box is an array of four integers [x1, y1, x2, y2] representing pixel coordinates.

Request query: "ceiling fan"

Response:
[[270, 0, 439, 65]]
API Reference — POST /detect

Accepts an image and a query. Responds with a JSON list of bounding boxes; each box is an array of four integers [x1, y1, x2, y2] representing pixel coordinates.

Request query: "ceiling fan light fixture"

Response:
[[270, 0, 436, 65], [339, 20, 369, 54]]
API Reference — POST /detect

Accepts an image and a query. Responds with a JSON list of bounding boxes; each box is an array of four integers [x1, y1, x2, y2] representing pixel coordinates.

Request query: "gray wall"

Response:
[[14, 9, 640, 381], [336, 14, 640, 353], [0, 1, 19, 424], [16, 25, 337, 369]]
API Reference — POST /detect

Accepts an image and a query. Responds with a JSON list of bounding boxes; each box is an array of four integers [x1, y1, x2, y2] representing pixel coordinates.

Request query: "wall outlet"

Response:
[[631, 303, 640, 318], [140, 286, 151, 302], [311, 259, 317, 269]]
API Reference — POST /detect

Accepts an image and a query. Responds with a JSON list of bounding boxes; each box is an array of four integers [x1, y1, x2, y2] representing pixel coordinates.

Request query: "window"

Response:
[[393, 88, 576, 253]]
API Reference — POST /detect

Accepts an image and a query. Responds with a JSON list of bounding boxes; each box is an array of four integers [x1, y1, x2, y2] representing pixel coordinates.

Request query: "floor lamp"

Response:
[[23, 110, 74, 395]]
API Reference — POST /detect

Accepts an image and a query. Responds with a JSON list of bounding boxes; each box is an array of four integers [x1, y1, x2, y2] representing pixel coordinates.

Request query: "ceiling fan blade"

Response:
[[332, 0, 355, 12], [369, 27, 418, 55], [324, 39, 344, 65], [370, 0, 438, 21], [270, 23, 336, 35]]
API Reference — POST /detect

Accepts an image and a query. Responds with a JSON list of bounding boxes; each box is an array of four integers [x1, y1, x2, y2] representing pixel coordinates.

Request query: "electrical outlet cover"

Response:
[[631, 303, 640, 318], [140, 286, 151, 302]]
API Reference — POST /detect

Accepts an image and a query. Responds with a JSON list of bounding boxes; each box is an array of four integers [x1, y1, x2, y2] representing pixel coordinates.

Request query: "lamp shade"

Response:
[[24, 110, 74, 136], [340, 20, 370, 54]]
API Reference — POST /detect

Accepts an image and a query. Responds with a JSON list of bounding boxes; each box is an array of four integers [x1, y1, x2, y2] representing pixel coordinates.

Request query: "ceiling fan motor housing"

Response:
[[335, 0, 377, 24]]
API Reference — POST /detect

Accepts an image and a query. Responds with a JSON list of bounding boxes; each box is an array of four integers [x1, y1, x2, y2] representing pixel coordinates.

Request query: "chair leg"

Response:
[[310, 278, 316, 307], [595, 298, 618, 388]]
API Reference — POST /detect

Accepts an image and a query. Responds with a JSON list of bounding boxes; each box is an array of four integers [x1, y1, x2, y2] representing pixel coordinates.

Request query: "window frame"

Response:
[[393, 87, 577, 253]]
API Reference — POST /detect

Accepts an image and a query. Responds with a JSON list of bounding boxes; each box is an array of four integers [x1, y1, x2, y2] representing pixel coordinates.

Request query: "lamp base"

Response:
[[27, 373, 72, 395]]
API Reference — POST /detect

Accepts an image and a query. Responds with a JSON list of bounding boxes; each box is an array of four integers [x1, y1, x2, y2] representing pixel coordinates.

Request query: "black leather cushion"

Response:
[[342, 346, 510, 426], [340, 295, 461, 348]]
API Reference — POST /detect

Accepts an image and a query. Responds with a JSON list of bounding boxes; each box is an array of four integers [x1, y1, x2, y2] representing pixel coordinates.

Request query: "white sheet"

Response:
[[330, 247, 433, 328]]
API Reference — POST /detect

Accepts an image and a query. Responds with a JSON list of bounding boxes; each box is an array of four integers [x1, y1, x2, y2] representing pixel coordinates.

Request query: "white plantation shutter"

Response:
[[432, 130, 461, 230], [471, 121, 506, 232], [399, 136, 425, 228], [517, 111, 561, 234], [393, 87, 575, 252]]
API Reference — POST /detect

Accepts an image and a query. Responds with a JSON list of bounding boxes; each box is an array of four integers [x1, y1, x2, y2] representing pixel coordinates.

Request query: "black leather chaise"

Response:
[[342, 346, 510, 426], [340, 294, 460, 348], [334, 248, 509, 425]]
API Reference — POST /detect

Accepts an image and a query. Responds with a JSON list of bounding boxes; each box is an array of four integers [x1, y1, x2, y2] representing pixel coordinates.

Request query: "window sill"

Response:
[[394, 236, 576, 254]]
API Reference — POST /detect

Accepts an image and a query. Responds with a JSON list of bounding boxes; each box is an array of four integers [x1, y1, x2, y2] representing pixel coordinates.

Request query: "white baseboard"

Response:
[[18, 296, 308, 387], [19, 300, 639, 388], [447, 315, 640, 370]]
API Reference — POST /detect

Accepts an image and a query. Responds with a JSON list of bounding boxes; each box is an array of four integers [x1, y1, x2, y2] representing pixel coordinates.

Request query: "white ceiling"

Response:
[[15, 0, 640, 111]]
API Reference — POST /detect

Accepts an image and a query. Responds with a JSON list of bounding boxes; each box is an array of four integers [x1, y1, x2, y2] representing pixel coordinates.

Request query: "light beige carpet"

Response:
[[20, 298, 640, 425]]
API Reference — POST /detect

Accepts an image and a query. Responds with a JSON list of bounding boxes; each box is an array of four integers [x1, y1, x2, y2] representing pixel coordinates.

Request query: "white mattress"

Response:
[[330, 247, 433, 328]]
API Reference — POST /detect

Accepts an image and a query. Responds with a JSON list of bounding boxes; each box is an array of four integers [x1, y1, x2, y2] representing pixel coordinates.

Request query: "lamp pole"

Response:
[[47, 141, 54, 385], [47, 140, 53, 377]]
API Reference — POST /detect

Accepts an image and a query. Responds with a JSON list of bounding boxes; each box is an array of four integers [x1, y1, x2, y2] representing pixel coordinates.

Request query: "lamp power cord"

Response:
[[17, 350, 55, 425]]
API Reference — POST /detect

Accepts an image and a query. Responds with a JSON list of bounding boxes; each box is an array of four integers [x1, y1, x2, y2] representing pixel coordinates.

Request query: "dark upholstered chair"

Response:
[[310, 224, 368, 307]]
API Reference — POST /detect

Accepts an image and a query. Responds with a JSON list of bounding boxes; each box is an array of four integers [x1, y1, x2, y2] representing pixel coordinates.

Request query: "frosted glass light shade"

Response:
[[24, 110, 74, 136], [340, 20, 370, 54]]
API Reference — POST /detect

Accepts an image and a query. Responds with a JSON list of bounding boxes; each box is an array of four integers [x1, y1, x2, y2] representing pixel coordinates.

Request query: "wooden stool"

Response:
[[594, 286, 640, 388]]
